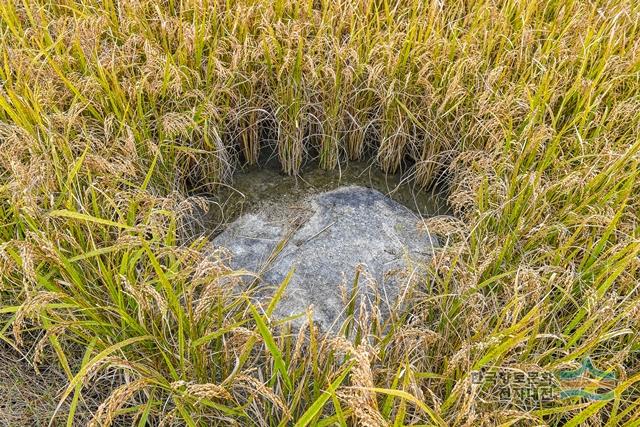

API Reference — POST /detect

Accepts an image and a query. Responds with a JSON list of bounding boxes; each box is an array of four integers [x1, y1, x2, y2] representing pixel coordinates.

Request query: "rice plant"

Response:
[[1, 0, 639, 425]]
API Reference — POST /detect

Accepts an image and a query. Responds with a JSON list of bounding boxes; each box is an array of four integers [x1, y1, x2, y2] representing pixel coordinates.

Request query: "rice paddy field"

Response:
[[1, 0, 639, 425]]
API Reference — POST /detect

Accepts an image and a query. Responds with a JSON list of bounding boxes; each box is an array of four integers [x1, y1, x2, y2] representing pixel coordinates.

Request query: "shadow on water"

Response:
[[189, 160, 451, 238]]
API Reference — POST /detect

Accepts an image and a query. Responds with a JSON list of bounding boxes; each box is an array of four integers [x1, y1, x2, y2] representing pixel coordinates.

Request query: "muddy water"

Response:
[[196, 161, 449, 236]]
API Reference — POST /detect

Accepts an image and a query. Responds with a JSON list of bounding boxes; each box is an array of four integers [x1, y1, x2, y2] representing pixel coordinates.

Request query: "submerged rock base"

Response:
[[212, 186, 438, 331]]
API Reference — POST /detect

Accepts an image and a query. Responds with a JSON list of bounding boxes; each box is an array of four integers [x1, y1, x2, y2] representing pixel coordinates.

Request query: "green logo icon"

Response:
[[555, 357, 617, 401]]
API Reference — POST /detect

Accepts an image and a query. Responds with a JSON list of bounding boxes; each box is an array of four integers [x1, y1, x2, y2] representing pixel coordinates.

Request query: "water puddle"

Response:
[[192, 161, 450, 236]]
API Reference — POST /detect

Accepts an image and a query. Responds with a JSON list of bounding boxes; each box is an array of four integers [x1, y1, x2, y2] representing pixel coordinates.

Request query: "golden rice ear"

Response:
[[178, 381, 233, 401], [336, 344, 386, 427], [13, 291, 63, 348], [234, 375, 293, 421], [89, 379, 150, 427]]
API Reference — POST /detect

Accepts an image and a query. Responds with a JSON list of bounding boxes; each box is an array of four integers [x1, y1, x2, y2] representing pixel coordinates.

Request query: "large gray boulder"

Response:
[[212, 186, 438, 331]]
